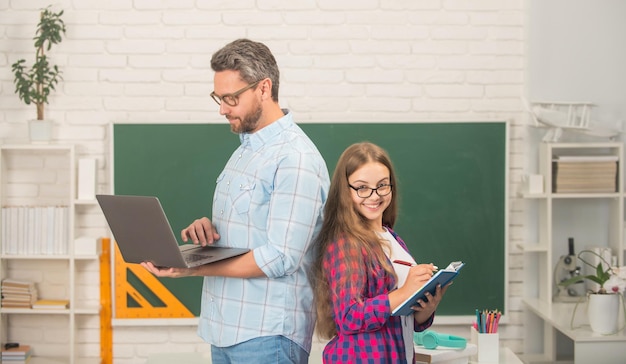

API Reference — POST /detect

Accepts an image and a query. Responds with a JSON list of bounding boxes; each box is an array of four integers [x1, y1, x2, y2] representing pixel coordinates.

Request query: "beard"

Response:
[[229, 101, 263, 134]]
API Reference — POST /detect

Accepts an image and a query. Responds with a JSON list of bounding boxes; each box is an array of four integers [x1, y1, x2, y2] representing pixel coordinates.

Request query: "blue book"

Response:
[[392, 261, 465, 316]]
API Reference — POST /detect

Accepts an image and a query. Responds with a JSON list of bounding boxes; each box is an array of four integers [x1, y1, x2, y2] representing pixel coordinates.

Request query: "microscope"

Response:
[[553, 237, 585, 302]]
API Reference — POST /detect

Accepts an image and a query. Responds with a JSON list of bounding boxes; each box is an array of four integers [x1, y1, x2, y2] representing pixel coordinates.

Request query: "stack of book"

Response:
[[1, 344, 32, 363], [552, 155, 618, 193], [1, 279, 38, 309]]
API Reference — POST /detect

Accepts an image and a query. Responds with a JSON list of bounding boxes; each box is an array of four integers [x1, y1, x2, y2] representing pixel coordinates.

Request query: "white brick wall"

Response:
[[1, 0, 527, 362]]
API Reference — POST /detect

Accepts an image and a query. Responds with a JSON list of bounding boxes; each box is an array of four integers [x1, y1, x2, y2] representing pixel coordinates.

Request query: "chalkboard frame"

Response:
[[111, 121, 508, 321]]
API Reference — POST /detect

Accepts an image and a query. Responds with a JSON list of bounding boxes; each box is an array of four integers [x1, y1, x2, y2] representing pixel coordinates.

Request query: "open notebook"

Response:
[[392, 261, 465, 316]]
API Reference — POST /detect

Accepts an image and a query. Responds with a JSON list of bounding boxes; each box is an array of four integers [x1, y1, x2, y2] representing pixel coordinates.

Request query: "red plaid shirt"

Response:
[[322, 227, 434, 364]]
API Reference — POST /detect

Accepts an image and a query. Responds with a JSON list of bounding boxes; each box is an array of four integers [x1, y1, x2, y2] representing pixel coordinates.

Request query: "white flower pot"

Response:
[[587, 293, 619, 334], [28, 119, 53, 143]]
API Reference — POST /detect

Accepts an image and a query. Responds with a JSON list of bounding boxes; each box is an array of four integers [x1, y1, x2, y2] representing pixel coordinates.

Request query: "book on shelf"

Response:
[[1, 292, 35, 301], [552, 160, 618, 169], [1, 205, 69, 255], [1, 279, 38, 308], [3, 355, 31, 364], [552, 160, 617, 167], [1, 302, 33, 309], [1, 344, 33, 359], [552, 156, 618, 193], [1, 294, 38, 307], [1, 279, 35, 289], [553, 180, 617, 193], [554, 167, 618, 176], [553, 154, 619, 162], [554, 187, 617, 193], [32, 299, 70, 309], [1, 290, 38, 298], [2, 355, 32, 362], [1, 284, 33, 292]]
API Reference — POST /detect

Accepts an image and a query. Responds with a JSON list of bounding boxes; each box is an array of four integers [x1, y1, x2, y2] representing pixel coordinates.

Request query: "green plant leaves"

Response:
[[10, 5, 65, 120], [558, 250, 614, 294]]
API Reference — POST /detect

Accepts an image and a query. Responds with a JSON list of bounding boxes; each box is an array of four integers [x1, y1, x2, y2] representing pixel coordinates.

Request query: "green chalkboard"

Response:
[[113, 122, 507, 317]]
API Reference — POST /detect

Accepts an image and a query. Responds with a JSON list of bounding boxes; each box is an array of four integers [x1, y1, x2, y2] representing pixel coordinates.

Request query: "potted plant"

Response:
[[559, 250, 626, 334], [11, 5, 66, 142], [559, 250, 625, 294]]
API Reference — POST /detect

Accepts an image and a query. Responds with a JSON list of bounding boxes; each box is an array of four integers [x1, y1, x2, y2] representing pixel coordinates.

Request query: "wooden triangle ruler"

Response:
[[114, 243, 194, 318]]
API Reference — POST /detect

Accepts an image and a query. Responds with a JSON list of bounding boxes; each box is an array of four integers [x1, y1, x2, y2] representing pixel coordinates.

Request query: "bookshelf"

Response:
[[0, 145, 100, 364], [519, 142, 626, 363]]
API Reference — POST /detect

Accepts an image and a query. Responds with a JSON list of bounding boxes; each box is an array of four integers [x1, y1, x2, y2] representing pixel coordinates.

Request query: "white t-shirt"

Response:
[[379, 228, 416, 364]]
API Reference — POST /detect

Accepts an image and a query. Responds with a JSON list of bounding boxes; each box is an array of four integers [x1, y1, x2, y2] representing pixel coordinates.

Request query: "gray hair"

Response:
[[211, 39, 280, 102]]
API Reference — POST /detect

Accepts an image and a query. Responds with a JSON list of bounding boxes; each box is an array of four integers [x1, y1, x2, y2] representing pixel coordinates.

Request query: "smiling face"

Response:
[[348, 161, 392, 232]]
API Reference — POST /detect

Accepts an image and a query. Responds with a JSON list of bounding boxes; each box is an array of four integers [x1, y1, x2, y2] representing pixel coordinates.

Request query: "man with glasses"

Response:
[[142, 39, 330, 363]]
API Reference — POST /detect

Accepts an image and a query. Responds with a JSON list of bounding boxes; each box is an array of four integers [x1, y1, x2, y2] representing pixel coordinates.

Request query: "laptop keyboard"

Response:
[[186, 253, 213, 263]]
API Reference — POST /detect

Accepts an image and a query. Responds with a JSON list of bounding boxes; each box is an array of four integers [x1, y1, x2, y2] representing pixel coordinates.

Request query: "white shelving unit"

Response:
[[520, 142, 626, 364], [0, 145, 100, 364]]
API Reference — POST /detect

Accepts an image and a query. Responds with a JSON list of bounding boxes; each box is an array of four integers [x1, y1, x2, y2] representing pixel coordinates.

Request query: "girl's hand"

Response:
[[400, 263, 437, 296], [412, 281, 451, 324]]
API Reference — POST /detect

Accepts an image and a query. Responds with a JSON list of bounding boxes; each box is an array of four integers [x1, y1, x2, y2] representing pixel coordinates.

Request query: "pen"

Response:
[[475, 309, 481, 333], [393, 259, 415, 267], [393, 260, 439, 271]]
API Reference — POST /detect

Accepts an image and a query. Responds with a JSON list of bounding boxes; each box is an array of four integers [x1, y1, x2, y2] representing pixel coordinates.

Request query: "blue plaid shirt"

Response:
[[197, 111, 329, 353]]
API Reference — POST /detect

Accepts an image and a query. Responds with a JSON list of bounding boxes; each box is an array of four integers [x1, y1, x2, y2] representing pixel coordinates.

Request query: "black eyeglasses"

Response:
[[210, 80, 261, 107], [348, 184, 393, 198]]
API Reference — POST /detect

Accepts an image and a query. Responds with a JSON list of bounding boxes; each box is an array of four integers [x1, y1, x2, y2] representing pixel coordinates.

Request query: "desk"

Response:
[[524, 298, 626, 364], [415, 343, 477, 363], [470, 347, 523, 364], [414, 345, 522, 364]]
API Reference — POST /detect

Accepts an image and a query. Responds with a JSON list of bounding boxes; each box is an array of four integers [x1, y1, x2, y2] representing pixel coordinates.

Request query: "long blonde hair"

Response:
[[311, 142, 399, 339]]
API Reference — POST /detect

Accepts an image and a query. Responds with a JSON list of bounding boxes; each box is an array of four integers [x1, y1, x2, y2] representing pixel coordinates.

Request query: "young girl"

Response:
[[311, 142, 449, 364]]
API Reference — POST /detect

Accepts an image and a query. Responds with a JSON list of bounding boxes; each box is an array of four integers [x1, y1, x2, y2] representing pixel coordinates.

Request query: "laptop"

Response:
[[96, 194, 249, 268]]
